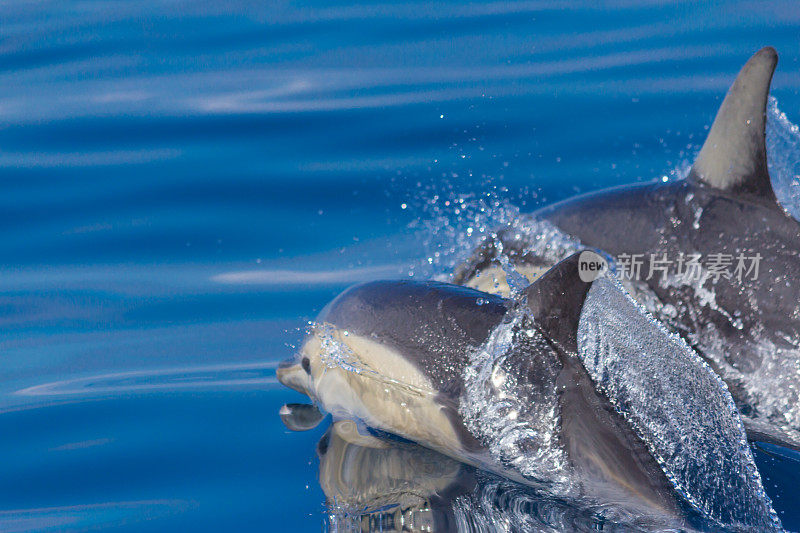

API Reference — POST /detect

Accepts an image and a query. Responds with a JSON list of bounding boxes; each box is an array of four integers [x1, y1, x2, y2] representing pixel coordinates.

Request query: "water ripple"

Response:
[[0, 500, 192, 533], [15, 362, 280, 397]]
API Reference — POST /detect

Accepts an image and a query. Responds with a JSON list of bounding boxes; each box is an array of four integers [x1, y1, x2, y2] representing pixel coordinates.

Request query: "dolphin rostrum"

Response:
[[278, 253, 780, 530], [453, 47, 800, 451]]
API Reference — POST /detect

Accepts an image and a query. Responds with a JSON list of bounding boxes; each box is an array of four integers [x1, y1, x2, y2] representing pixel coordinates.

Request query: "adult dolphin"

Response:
[[278, 254, 780, 530], [454, 47, 800, 450]]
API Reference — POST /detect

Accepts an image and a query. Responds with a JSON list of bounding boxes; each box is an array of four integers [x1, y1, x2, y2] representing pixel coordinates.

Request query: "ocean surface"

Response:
[[2, 1, 800, 531]]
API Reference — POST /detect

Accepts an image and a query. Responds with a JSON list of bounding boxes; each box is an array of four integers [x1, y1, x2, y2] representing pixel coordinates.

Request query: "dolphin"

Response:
[[453, 47, 800, 450], [278, 253, 780, 530]]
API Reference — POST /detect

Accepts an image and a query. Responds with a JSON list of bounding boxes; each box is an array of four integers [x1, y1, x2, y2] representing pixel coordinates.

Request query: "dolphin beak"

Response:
[[276, 357, 311, 396]]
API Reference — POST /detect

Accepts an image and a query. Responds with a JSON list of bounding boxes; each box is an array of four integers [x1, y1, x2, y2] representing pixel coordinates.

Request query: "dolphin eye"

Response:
[[317, 432, 330, 455], [301, 357, 311, 374]]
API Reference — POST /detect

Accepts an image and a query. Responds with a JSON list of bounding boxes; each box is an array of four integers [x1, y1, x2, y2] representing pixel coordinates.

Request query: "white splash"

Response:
[[413, 189, 524, 279], [460, 311, 572, 492], [578, 276, 781, 530], [451, 475, 687, 533], [691, 318, 800, 438], [313, 323, 366, 376], [767, 97, 800, 220], [494, 215, 584, 267], [640, 261, 800, 441]]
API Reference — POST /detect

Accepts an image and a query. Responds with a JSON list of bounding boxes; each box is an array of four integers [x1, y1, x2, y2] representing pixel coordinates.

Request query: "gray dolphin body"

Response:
[[454, 47, 800, 449], [278, 254, 780, 530]]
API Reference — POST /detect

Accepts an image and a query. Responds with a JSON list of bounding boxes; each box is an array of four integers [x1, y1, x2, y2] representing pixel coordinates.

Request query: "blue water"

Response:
[[2, 1, 800, 531]]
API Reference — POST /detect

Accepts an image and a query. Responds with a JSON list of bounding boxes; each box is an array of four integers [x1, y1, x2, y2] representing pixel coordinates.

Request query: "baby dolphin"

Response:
[[454, 47, 800, 450], [278, 253, 780, 530]]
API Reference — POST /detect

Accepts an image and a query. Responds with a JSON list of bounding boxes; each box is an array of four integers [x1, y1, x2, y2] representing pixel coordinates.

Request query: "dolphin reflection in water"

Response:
[[316, 419, 719, 533]]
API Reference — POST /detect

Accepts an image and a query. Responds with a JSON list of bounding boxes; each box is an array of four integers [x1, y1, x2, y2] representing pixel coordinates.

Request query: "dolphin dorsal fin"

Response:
[[689, 47, 778, 202], [525, 252, 598, 353]]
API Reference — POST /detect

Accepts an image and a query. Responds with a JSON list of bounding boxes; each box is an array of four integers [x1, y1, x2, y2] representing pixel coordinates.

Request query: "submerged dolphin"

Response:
[[453, 47, 800, 449], [278, 254, 780, 530]]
